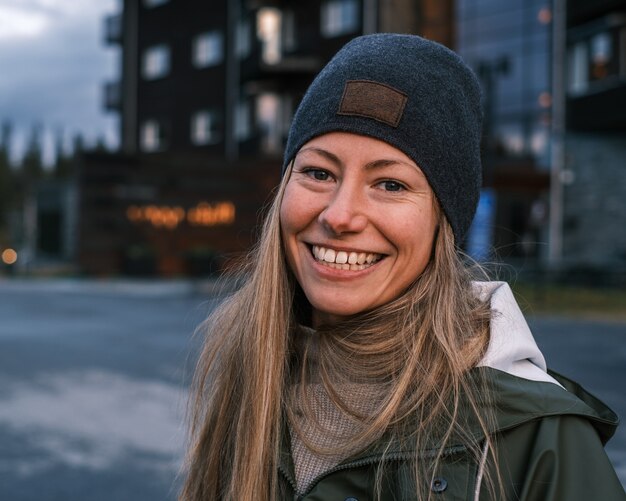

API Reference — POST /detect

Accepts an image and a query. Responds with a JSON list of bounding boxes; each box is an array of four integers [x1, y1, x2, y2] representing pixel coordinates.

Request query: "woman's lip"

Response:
[[306, 242, 386, 255], [303, 243, 386, 277], [308, 253, 382, 277]]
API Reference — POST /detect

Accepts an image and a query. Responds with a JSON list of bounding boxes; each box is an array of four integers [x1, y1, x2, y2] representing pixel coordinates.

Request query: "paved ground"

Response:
[[0, 278, 624, 500]]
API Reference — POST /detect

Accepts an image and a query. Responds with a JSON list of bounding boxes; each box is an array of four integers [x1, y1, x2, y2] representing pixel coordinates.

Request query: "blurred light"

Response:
[[188, 202, 236, 227], [257, 8, 282, 64], [2, 248, 18, 265], [538, 92, 552, 108], [537, 7, 552, 24], [127, 202, 235, 229]]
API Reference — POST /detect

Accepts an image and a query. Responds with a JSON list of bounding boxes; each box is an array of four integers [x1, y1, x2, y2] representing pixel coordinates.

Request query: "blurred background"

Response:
[[0, 0, 624, 499]]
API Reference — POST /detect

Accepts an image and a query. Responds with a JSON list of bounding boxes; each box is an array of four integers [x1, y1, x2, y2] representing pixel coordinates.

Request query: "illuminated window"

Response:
[[590, 32, 613, 81], [191, 110, 222, 145], [257, 93, 292, 154], [257, 8, 282, 64], [321, 0, 359, 38], [142, 44, 170, 80], [192, 31, 224, 68], [143, 0, 169, 7], [140, 119, 168, 152], [567, 18, 625, 96]]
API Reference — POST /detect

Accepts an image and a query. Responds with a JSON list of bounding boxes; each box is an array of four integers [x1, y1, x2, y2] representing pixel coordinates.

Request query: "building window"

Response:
[[143, 0, 169, 7], [282, 10, 297, 53], [192, 31, 224, 68], [321, 0, 360, 38], [589, 32, 615, 82], [236, 20, 252, 59], [257, 93, 292, 154], [257, 8, 282, 64], [142, 44, 170, 80], [191, 110, 222, 145], [235, 100, 251, 141], [567, 19, 626, 96], [140, 120, 168, 152], [568, 42, 588, 95]]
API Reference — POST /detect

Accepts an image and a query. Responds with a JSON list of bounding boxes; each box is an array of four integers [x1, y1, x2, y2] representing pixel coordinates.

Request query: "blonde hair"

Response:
[[179, 169, 498, 501]]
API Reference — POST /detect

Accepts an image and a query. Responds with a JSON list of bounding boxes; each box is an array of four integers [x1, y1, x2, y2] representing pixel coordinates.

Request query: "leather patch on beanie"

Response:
[[337, 80, 408, 127]]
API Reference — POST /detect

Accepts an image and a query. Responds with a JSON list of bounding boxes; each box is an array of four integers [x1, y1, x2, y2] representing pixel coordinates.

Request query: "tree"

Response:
[[0, 121, 15, 230], [52, 128, 73, 179], [20, 124, 44, 186]]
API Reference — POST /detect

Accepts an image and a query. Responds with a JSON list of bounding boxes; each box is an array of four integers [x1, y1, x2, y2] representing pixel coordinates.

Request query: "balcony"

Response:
[[104, 13, 123, 45], [566, 12, 626, 130], [241, 37, 322, 82], [103, 81, 122, 111], [567, 82, 626, 131]]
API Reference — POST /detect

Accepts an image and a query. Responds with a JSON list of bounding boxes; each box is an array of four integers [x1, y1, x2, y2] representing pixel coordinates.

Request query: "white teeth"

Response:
[[336, 251, 348, 264], [311, 245, 382, 269]]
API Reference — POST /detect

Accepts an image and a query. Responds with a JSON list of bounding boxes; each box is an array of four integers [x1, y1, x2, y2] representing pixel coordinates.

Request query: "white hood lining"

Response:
[[474, 282, 562, 387]]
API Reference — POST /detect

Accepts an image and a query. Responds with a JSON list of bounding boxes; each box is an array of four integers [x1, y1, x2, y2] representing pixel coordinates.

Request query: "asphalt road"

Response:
[[0, 279, 624, 500]]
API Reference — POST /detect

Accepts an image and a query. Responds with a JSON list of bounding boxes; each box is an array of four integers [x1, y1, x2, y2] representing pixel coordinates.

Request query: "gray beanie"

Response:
[[282, 33, 483, 244]]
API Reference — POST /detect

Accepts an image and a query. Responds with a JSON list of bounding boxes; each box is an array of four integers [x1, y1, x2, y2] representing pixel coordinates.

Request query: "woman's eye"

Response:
[[305, 169, 330, 181], [378, 180, 405, 192]]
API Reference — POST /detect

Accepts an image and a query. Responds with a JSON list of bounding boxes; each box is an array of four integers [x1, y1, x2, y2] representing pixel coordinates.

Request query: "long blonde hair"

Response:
[[179, 169, 497, 500]]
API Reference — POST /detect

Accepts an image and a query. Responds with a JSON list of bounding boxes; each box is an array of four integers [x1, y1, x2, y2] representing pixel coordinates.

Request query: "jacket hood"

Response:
[[474, 281, 560, 385], [471, 282, 618, 444]]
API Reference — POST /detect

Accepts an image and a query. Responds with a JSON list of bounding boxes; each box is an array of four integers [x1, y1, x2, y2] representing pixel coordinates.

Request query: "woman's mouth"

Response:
[[310, 245, 384, 271]]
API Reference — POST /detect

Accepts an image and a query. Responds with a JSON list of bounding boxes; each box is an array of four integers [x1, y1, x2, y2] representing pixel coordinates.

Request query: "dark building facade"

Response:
[[456, 0, 554, 263], [456, 0, 626, 272], [85, 0, 454, 276], [561, 0, 626, 270]]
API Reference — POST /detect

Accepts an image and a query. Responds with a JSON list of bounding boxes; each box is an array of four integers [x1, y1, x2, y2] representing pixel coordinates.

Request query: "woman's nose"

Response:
[[318, 185, 368, 235]]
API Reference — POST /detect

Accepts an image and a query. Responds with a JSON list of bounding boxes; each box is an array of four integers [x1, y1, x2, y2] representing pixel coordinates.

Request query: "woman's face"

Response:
[[280, 132, 438, 326]]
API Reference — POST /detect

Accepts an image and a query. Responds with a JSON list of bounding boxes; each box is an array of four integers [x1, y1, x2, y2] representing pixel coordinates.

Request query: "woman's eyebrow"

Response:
[[296, 148, 425, 178], [296, 147, 342, 166], [364, 158, 426, 178]]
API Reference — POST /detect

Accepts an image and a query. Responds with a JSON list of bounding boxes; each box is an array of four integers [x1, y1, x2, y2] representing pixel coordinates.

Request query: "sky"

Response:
[[0, 0, 120, 165]]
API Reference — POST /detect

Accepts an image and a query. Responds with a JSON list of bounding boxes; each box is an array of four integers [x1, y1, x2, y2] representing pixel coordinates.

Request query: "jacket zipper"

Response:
[[280, 444, 468, 499]]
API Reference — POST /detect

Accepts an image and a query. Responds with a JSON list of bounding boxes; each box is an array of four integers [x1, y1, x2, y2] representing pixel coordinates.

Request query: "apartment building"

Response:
[[82, 0, 452, 275]]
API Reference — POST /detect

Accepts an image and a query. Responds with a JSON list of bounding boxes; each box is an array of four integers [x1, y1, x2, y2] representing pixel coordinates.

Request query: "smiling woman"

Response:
[[180, 34, 624, 501], [281, 133, 438, 325]]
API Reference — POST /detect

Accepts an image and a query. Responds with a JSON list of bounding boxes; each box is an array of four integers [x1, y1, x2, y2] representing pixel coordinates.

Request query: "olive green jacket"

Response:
[[278, 283, 624, 500], [278, 367, 624, 500]]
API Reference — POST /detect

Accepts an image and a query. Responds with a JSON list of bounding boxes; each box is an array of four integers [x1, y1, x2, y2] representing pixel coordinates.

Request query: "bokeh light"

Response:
[[1, 248, 18, 265]]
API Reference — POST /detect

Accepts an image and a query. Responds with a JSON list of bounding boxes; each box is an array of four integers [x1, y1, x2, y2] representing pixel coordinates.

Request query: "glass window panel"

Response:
[[321, 0, 360, 38], [140, 120, 167, 152], [192, 31, 224, 68], [568, 42, 588, 94], [143, 0, 169, 7], [235, 100, 251, 141], [236, 20, 251, 59], [191, 110, 222, 145], [142, 44, 170, 80], [257, 8, 282, 64]]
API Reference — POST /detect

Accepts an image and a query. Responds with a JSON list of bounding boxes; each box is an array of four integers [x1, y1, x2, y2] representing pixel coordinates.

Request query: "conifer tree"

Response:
[[0, 121, 15, 230], [20, 124, 44, 186], [52, 128, 73, 179]]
